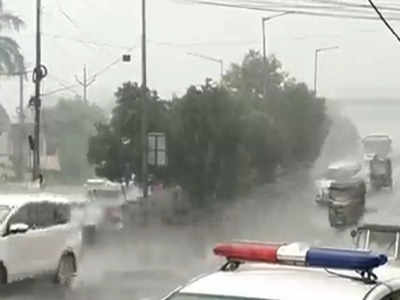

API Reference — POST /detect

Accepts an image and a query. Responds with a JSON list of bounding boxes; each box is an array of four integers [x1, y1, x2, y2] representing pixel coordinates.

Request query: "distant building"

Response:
[[0, 122, 60, 180]]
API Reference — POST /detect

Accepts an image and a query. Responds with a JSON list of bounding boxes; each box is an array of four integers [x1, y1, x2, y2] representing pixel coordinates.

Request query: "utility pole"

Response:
[[261, 12, 291, 99], [32, 0, 47, 181], [141, 0, 149, 198], [17, 70, 25, 180], [314, 46, 339, 96], [75, 65, 96, 103]]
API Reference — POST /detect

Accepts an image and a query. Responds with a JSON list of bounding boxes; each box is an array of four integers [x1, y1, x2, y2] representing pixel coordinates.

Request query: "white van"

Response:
[[0, 193, 82, 286]]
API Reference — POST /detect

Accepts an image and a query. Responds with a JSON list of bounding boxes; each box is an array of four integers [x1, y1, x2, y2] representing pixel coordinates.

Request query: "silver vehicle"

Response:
[[315, 161, 364, 206], [83, 179, 126, 243]]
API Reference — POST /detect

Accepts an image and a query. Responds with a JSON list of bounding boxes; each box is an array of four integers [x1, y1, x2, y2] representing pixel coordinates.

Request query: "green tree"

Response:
[[0, 1, 24, 74], [89, 51, 330, 205], [224, 50, 329, 169], [168, 80, 244, 203], [88, 82, 169, 183], [43, 98, 105, 182], [0, 102, 9, 133]]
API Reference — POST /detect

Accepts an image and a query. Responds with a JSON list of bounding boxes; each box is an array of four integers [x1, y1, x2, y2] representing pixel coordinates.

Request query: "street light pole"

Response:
[[187, 52, 224, 82], [314, 46, 339, 96], [141, 0, 149, 198], [75, 65, 96, 103], [261, 12, 291, 98], [32, 0, 47, 181]]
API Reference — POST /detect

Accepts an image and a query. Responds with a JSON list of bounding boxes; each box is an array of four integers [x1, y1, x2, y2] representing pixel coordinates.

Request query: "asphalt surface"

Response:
[[4, 166, 399, 300]]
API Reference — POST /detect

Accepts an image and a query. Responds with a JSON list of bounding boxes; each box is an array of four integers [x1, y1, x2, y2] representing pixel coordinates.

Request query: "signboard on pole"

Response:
[[148, 132, 167, 166]]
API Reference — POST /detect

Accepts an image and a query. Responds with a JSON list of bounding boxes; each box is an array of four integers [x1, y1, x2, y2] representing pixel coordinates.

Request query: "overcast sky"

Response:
[[2, 0, 400, 120]]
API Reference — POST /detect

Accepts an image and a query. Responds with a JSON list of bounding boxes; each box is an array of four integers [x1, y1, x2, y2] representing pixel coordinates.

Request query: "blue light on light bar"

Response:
[[306, 248, 388, 271]]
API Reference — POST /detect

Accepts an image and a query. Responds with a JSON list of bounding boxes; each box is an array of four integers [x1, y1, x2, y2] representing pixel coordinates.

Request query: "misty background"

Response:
[[1, 0, 400, 120]]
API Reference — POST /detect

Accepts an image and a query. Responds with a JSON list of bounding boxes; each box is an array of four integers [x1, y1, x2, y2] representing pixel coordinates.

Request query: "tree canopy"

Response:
[[0, 1, 24, 74], [88, 50, 330, 204], [43, 98, 105, 182]]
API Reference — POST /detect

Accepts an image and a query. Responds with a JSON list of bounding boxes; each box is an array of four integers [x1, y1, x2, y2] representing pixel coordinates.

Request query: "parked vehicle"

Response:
[[315, 161, 363, 206], [369, 155, 393, 190], [351, 223, 400, 260], [328, 178, 366, 228], [0, 193, 81, 286]]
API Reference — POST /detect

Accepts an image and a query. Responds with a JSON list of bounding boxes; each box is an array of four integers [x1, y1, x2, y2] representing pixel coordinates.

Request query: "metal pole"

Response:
[[17, 72, 25, 180], [141, 0, 148, 198], [83, 65, 87, 103], [262, 18, 267, 65], [262, 18, 267, 98], [219, 60, 224, 82], [75, 65, 95, 103], [187, 52, 223, 82], [314, 46, 339, 97], [33, 0, 42, 181], [314, 49, 318, 96]]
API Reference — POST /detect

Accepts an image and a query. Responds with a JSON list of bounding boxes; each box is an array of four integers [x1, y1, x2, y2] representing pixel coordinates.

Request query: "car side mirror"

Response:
[[9, 223, 29, 234]]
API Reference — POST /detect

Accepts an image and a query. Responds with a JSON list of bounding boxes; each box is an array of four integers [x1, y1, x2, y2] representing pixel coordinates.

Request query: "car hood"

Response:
[[316, 179, 334, 189]]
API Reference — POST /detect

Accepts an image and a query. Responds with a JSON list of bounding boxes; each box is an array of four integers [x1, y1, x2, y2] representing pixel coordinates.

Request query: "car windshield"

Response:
[[363, 139, 391, 156], [325, 168, 356, 180], [330, 188, 353, 200], [168, 294, 268, 300], [0, 206, 10, 223]]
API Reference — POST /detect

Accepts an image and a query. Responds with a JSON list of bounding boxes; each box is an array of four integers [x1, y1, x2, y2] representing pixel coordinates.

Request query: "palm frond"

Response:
[[0, 47, 15, 74], [0, 35, 24, 74], [0, 13, 24, 31]]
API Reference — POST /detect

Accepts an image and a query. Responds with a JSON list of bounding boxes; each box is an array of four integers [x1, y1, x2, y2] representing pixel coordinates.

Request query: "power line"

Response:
[[55, 0, 81, 30], [181, 0, 400, 20], [148, 39, 259, 47], [215, 0, 400, 13], [47, 74, 81, 97], [43, 33, 133, 50], [42, 47, 136, 97], [368, 0, 400, 42], [41, 84, 80, 97]]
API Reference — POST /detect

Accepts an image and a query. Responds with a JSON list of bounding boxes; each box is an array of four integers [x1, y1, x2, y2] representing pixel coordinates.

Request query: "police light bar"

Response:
[[214, 242, 388, 272]]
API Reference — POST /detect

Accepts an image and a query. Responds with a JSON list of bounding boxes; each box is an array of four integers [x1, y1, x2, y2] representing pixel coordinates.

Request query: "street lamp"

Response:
[[314, 46, 339, 96], [261, 12, 292, 98], [187, 52, 224, 82], [262, 12, 292, 62]]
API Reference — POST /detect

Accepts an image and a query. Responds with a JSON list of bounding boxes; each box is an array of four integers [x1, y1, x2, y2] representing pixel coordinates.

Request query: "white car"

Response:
[[164, 241, 400, 300], [83, 178, 126, 231], [0, 193, 82, 286]]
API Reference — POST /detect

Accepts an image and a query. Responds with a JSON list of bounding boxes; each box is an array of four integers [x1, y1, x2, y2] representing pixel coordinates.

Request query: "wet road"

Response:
[[6, 166, 399, 300]]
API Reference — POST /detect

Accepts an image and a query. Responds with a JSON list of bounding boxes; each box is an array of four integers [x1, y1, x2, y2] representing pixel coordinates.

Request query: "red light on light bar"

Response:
[[214, 243, 282, 263]]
